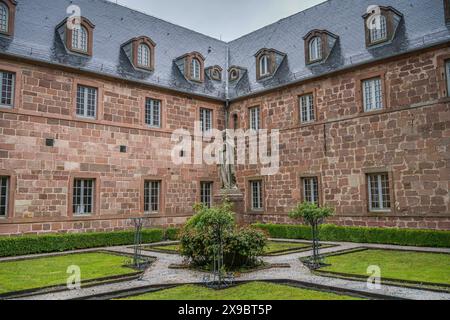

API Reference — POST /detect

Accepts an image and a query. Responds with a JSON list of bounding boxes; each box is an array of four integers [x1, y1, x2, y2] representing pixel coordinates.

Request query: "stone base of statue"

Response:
[[214, 188, 245, 225]]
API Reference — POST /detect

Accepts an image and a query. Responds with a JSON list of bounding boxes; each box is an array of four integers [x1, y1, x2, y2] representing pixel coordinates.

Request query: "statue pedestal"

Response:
[[214, 188, 245, 225]]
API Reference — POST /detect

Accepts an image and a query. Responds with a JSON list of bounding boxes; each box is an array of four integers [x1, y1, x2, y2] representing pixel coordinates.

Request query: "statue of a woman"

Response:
[[219, 130, 237, 190]]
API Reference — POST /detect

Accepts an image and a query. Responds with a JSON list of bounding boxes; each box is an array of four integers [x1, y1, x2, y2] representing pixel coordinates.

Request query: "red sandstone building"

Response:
[[0, 0, 449, 235]]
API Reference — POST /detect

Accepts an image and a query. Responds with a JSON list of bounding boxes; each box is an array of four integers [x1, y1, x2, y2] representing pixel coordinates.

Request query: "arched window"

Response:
[[191, 58, 201, 80], [259, 55, 269, 76], [72, 26, 88, 53], [137, 43, 150, 67], [309, 36, 322, 62], [0, 2, 9, 33], [370, 15, 387, 43]]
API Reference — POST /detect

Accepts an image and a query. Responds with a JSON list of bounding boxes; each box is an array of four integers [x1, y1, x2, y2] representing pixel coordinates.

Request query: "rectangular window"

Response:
[[249, 106, 260, 130], [250, 180, 263, 210], [367, 173, 391, 211], [73, 179, 95, 215], [446, 60, 450, 97], [200, 182, 213, 208], [302, 177, 319, 205], [76, 85, 97, 118], [300, 94, 315, 123], [362, 77, 383, 112], [0, 176, 9, 217], [0, 71, 15, 108], [145, 98, 161, 128], [370, 16, 387, 43], [200, 108, 212, 133], [144, 180, 161, 213]]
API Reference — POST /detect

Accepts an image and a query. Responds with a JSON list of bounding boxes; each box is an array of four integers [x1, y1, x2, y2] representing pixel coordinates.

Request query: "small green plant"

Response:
[[180, 202, 266, 270], [289, 202, 334, 269]]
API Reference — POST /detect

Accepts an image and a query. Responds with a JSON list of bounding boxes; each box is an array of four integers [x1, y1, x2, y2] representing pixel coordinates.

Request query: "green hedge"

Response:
[[0, 229, 165, 257], [164, 228, 180, 241], [253, 223, 450, 248]]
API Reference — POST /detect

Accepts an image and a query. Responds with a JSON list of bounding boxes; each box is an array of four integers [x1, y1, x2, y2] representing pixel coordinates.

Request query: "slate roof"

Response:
[[0, 0, 449, 101]]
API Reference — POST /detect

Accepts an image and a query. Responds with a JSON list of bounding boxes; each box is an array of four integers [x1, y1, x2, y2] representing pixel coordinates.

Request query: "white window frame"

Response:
[[200, 108, 213, 134], [362, 77, 383, 112], [137, 43, 150, 67], [76, 85, 97, 119], [144, 180, 161, 213], [0, 176, 9, 217], [0, 71, 15, 108], [145, 98, 161, 128], [300, 94, 315, 123], [250, 180, 263, 210], [260, 55, 270, 76], [72, 26, 88, 53], [367, 173, 391, 212], [191, 58, 201, 81], [309, 37, 322, 62], [249, 106, 260, 130], [73, 179, 95, 215], [200, 181, 213, 208], [370, 15, 387, 43], [302, 177, 319, 205], [0, 2, 8, 33]]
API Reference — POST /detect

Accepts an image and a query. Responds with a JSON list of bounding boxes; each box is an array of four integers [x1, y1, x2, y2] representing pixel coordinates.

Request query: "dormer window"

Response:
[[229, 68, 240, 82], [121, 36, 156, 71], [206, 65, 223, 81], [303, 30, 338, 65], [191, 58, 201, 81], [137, 43, 150, 68], [259, 55, 270, 77], [363, 6, 403, 47], [72, 26, 88, 53], [0, 0, 16, 37], [254, 48, 286, 81], [309, 37, 322, 62], [65, 17, 95, 56], [0, 3, 8, 33]]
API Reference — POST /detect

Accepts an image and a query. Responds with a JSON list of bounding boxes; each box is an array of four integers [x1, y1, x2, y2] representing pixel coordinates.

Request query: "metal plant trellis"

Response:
[[202, 217, 234, 289], [130, 217, 151, 270]]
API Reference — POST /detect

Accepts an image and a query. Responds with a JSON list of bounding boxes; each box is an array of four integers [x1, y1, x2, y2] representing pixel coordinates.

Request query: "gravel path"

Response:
[[9, 240, 450, 301]]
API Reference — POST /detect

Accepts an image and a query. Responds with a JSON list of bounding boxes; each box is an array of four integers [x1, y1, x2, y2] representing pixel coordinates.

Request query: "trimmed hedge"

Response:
[[0, 229, 165, 257], [165, 228, 180, 241], [253, 223, 450, 248]]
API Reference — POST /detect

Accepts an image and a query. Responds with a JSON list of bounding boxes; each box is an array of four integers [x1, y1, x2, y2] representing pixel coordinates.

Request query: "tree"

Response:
[[289, 202, 334, 269]]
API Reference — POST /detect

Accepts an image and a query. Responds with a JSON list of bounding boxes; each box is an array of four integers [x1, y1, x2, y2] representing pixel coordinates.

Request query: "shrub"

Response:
[[0, 229, 165, 257], [180, 202, 267, 270], [165, 228, 180, 241], [253, 223, 450, 248]]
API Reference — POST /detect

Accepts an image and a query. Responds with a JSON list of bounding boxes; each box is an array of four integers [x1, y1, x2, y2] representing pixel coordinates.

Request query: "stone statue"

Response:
[[219, 130, 237, 190]]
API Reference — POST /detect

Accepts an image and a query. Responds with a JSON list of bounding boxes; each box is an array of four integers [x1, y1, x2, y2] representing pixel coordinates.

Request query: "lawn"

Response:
[[120, 282, 362, 300], [144, 241, 314, 255], [0, 252, 137, 294], [320, 249, 450, 286]]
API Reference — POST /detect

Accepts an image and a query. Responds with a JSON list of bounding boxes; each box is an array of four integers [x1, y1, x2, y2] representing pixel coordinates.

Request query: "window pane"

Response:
[[0, 176, 9, 217], [145, 98, 161, 127], [138, 44, 150, 67], [73, 179, 95, 214], [368, 173, 390, 211], [72, 26, 88, 52], [0, 71, 14, 107], [192, 59, 200, 80], [363, 78, 383, 112], [200, 182, 212, 208], [0, 3, 8, 33], [309, 37, 322, 61], [251, 181, 262, 210], [302, 177, 319, 205], [250, 107, 260, 130], [76, 85, 97, 118], [145, 181, 160, 213], [200, 108, 212, 133], [300, 94, 314, 122], [370, 15, 387, 43]]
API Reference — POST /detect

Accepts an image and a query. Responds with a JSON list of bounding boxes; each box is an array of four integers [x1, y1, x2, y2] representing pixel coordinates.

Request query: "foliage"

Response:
[[253, 223, 450, 248], [0, 229, 164, 257], [180, 202, 266, 270], [288, 202, 334, 226]]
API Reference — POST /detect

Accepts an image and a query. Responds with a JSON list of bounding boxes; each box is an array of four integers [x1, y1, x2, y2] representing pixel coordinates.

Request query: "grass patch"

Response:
[[120, 282, 362, 300], [319, 249, 450, 287], [0, 252, 136, 294]]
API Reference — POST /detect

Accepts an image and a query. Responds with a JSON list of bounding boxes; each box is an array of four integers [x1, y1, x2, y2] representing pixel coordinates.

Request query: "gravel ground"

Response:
[[7, 240, 450, 301]]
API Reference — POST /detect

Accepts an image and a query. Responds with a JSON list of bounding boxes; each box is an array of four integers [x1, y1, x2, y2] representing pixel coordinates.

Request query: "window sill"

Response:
[[0, 105, 13, 109], [73, 214, 93, 218]]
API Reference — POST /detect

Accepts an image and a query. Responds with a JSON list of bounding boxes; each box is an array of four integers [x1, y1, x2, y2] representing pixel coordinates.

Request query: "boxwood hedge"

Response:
[[0, 229, 165, 257], [253, 223, 450, 248]]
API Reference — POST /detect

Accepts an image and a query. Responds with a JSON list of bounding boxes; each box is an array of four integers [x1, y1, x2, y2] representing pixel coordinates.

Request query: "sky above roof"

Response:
[[107, 0, 326, 42]]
